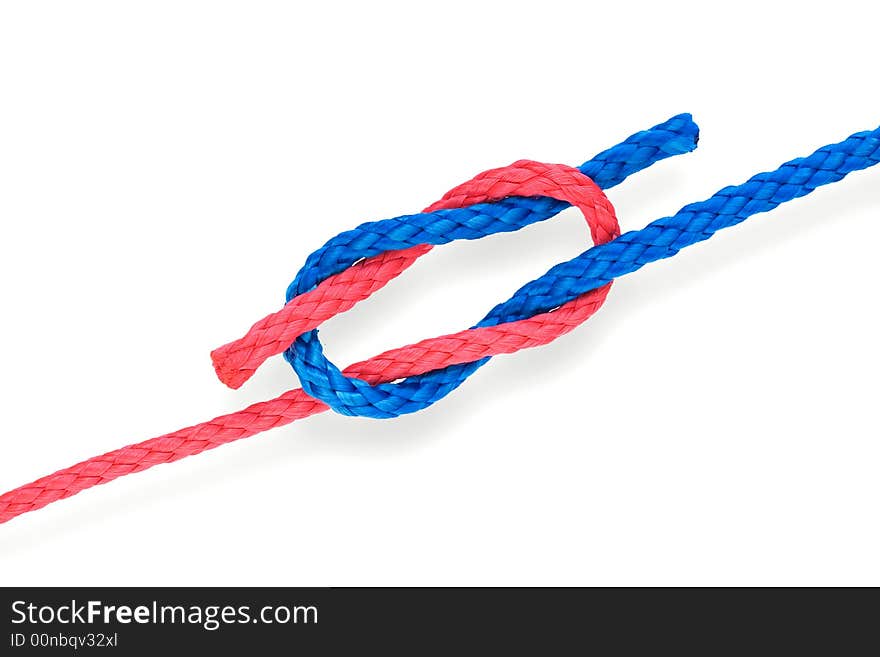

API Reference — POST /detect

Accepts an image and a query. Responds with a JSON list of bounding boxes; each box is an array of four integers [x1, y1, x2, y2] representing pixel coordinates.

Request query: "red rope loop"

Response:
[[0, 160, 617, 523]]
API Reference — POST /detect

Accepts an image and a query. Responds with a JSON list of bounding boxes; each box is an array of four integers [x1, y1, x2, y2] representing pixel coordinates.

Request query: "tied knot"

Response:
[[211, 160, 620, 418]]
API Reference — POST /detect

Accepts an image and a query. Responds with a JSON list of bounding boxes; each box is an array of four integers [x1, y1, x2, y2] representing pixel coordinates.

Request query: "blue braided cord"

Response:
[[479, 125, 880, 326], [290, 123, 879, 419], [290, 122, 879, 418], [285, 115, 700, 417], [286, 113, 699, 298]]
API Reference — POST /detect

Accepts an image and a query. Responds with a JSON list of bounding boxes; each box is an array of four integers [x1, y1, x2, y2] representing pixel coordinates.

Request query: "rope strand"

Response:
[[2, 116, 878, 524]]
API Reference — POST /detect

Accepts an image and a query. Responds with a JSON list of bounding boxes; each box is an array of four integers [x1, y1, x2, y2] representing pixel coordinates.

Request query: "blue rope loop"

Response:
[[284, 114, 700, 418], [285, 117, 880, 419]]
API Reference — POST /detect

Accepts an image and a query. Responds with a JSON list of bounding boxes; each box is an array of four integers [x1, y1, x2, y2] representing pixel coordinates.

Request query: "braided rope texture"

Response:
[[0, 115, 692, 523], [2, 115, 878, 523]]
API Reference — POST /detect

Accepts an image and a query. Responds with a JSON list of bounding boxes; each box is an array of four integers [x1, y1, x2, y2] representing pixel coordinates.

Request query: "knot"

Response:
[[215, 160, 619, 418], [210, 114, 700, 394], [11, 112, 880, 523]]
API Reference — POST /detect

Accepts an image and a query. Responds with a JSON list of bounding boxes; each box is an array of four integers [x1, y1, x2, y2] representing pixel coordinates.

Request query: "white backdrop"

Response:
[[1, 1, 877, 586]]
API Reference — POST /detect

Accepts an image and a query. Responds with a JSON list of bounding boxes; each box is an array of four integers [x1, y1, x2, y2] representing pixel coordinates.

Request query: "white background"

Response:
[[1, 1, 878, 586]]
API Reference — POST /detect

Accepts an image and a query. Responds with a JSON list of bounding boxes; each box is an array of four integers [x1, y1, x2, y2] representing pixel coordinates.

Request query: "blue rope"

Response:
[[286, 119, 879, 419], [481, 127, 880, 325]]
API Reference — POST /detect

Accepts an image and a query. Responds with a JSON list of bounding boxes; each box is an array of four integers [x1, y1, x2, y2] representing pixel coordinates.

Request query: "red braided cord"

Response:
[[211, 245, 432, 389], [0, 161, 617, 524]]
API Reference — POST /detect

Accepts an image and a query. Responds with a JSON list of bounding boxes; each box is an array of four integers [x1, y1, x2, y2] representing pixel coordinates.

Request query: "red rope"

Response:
[[0, 161, 618, 523]]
